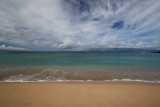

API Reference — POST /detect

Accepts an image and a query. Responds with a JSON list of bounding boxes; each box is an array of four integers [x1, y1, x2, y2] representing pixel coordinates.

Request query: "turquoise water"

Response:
[[0, 52, 160, 82], [0, 52, 160, 66]]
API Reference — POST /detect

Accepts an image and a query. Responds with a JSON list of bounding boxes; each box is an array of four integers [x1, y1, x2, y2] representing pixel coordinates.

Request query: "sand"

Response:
[[0, 82, 160, 107]]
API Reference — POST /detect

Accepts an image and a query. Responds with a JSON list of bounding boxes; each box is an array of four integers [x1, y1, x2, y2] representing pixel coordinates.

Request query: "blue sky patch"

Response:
[[111, 21, 124, 29]]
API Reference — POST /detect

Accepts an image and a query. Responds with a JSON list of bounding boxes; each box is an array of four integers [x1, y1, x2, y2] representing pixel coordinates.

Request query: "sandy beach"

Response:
[[0, 82, 160, 107]]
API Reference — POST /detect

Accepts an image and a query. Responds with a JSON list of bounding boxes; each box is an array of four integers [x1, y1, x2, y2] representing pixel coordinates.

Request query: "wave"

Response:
[[1, 66, 160, 84], [1, 79, 160, 83]]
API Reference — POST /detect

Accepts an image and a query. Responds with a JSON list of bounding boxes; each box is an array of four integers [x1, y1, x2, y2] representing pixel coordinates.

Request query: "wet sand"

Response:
[[0, 82, 160, 107]]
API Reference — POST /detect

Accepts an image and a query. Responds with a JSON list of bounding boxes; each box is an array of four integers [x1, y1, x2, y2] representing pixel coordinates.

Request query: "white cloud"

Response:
[[0, 0, 160, 50], [0, 44, 29, 51]]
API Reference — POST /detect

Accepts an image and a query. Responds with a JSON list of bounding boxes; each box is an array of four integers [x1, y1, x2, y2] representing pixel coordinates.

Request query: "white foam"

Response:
[[104, 79, 160, 83], [1, 79, 160, 83]]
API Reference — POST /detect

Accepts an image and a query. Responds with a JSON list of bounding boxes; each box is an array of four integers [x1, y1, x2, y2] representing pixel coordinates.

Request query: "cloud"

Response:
[[0, 44, 29, 51], [0, 0, 160, 51]]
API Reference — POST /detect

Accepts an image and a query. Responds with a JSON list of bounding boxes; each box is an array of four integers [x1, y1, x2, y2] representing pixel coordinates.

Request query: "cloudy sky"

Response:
[[0, 0, 160, 51]]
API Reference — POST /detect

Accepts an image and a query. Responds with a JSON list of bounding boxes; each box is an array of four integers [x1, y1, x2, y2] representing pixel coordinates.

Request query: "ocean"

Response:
[[0, 52, 160, 83]]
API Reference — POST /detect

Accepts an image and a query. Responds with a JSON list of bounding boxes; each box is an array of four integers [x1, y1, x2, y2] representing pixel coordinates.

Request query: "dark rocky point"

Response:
[[153, 51, 160, 53]]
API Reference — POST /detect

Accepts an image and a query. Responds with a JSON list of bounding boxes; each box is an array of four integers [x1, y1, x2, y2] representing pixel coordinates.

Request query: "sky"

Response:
[[0, 0, 160, 51]]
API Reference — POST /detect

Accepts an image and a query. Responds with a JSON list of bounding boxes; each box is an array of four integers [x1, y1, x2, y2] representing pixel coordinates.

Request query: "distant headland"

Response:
[[153, 51, 160, 53]]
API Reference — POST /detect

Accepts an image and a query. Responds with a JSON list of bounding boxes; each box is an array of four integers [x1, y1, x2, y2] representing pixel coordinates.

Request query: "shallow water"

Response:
[[0, 52, 160, 82]]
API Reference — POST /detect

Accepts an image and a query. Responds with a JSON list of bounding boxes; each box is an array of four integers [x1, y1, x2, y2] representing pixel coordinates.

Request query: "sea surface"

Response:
[[0, 52, 160, 83]]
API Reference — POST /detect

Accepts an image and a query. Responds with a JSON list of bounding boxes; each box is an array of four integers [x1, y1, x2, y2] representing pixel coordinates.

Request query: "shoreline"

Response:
[[1, 79, 160, 84], [0, 82, 160, 107], [1, 81, 160, 86], [0, 81, 160, 86]]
